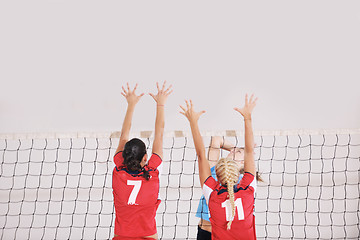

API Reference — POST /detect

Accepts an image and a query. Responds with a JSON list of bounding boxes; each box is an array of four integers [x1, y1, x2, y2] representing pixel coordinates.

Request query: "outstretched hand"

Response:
[[234, 94, 258, 120], [179, 100, 206, 123], [121, 83, 144, 106], [149, 81, 173, 105]]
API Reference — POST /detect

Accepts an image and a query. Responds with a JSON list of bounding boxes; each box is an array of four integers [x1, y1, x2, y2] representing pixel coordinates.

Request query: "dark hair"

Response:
[[122, 138, 150, 180], [239, 167, 264, 182]]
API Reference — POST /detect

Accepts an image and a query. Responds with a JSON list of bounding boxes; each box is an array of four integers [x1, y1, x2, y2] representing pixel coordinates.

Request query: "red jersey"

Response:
[[203, 172, 257, 240], [112, 151, 162, 238]]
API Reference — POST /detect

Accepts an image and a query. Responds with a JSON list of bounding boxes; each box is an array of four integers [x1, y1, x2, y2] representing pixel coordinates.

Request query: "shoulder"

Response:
[[202, 176, 220, 204], [114, 151, 123, 158], [237, 172, 256, 192], [146, 153, 163, 170], [204, 176, 218, 190], [114, 151, 124, 167]]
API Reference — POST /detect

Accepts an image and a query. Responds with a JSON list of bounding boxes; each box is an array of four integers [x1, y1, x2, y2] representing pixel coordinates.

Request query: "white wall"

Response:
[[1, 0, 359, 134]]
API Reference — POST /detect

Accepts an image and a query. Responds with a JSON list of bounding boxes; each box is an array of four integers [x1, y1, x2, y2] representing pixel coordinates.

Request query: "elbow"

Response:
[[210, 136, 222, 148], [244, 142, 254, 153], [156, 122, 165, 132], [197, 151, 207, 162], [156, 126, 165, 137], [244, 147, 254, 155]]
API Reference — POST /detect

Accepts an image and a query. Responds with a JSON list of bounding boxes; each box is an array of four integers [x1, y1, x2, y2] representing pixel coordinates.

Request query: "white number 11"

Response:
[[221, 198, 245, 221]]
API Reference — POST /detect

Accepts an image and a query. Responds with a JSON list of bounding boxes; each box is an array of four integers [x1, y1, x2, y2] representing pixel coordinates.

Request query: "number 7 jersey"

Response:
[[112, 151, 162, 238], [203, 172, 257, 240]]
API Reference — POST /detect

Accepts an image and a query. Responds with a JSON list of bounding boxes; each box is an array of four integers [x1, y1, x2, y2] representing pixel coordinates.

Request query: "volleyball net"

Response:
[[0, 129, 359, 239]]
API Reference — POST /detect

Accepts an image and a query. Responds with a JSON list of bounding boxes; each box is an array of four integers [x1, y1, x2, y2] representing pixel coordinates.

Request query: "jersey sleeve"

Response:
[[237, 172, 257, 192], [147, 153, 163, 173], [114, 151, 124, 168], [202, 176, 219, 204]]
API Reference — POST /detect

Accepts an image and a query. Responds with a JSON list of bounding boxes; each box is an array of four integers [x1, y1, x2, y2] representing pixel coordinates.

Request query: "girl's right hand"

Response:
[[121, 83, 144, 106], [179, 100, 206, 123]]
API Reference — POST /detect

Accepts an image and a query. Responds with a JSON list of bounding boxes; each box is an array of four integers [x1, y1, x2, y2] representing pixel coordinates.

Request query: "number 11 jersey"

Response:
[[203, 172, 257, 240]]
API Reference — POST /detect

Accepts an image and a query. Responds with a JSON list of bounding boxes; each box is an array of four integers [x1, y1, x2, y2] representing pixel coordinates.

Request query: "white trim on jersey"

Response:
[[157, 162, 163, 175], [203, 184, 214, 205], [249, 178, 257, 193], [157, 162, 163, 200]]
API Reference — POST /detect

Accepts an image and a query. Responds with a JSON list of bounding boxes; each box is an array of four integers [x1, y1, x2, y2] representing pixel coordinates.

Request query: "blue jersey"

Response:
[[196, 166, 243, 221]]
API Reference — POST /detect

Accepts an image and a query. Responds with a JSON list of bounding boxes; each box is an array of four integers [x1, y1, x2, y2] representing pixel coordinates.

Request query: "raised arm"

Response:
[[208, 136, 244, 167], [180, 100, 210, 187], [149, 81, 173, 159], [234, 94, 257, 176], [115, 83, 144, 154]]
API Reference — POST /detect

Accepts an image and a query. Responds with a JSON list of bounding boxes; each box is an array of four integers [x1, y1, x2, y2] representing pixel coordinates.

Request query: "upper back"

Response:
[[113, 152, 162, 206], [203, 172, 257, 239]]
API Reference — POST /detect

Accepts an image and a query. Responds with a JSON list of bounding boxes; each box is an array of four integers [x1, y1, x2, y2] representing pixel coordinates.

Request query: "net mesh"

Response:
[[0, 130, 359, 239]]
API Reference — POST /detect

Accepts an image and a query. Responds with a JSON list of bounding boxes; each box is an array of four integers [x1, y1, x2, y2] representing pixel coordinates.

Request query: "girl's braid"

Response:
[[215, 158, 239, 230]]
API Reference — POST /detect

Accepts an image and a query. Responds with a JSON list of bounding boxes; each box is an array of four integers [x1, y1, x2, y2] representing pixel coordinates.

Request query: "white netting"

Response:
[[0, 130, 359, 239]]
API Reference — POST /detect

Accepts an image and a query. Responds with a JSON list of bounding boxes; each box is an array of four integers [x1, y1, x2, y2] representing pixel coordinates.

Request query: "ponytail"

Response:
[[141, 168, 150, 180], [123, 138, 150, 180]]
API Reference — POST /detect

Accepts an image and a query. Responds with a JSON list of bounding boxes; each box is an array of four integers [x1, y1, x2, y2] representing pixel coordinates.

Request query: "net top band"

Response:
[[1, 128, 360, 140]]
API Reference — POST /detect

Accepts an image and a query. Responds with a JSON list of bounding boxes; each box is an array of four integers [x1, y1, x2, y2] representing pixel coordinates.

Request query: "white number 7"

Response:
[[221, 198, 245, 221], [127, 180, 142, 205]]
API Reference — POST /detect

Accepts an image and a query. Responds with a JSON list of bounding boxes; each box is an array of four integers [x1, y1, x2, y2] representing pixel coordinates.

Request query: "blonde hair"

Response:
[[215, 158, 240, 230]]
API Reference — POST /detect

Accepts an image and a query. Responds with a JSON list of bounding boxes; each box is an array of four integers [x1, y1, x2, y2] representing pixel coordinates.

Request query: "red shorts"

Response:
[[112, 237, 156, 240]]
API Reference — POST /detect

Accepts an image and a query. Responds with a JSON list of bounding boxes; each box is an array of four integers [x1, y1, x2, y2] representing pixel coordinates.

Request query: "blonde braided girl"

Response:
[[181, 94, 258, 239], [215, 157, 240, 230]]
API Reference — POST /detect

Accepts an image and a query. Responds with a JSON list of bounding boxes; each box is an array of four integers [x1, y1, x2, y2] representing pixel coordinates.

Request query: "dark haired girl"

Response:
[[112, 82, 172, 240]]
